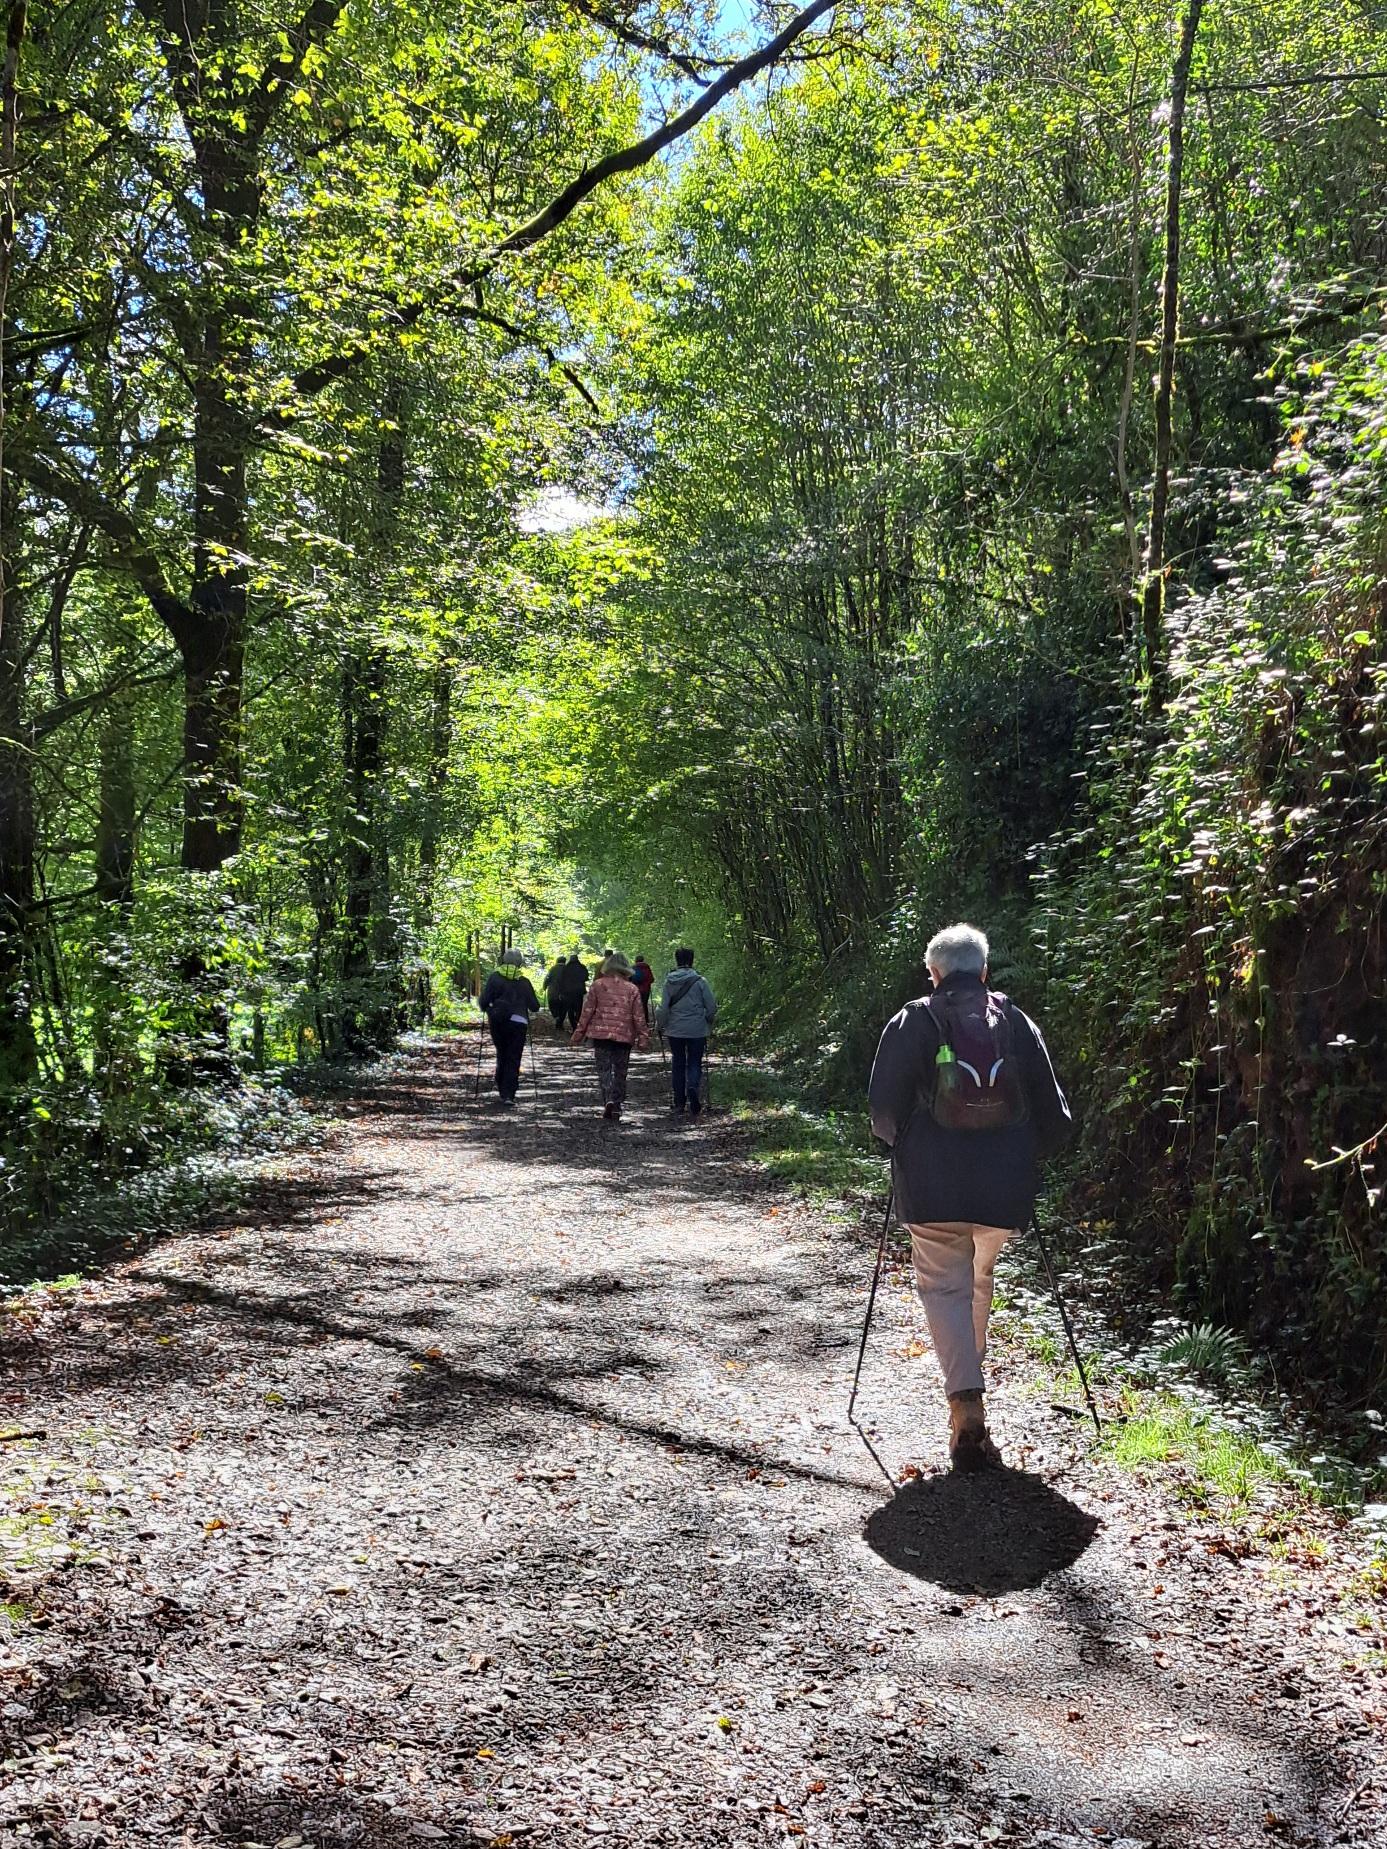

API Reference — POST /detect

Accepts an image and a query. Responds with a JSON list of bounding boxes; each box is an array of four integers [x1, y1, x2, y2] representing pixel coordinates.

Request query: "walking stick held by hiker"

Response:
[[528, 1027, 539, 1110], [472, 1004, 486, 1101], [1030, 1211, 1103, 1438], [847, 1185, 898, 1490]]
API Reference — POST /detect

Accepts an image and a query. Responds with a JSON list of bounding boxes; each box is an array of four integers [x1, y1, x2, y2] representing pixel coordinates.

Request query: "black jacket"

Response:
[[480, 972, 540, 1022], [868, 972, 1072, 1228], [553, 959, 589, 1000]]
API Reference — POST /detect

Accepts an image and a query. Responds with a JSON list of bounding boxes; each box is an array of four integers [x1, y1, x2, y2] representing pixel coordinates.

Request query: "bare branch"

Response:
[[491, 0, 837, 267], [455, 302, 601, 410]]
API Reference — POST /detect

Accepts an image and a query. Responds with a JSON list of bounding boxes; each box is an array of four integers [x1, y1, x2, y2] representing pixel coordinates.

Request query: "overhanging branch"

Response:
[[275, 0, 838, 415]]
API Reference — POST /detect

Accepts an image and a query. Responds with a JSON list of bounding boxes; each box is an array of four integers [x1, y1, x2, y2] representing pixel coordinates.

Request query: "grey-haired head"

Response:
[[925, 923, 989, 981]]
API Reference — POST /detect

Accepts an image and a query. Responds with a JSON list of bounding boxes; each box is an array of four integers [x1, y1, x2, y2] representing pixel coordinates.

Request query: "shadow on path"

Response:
[[864, 1466, 1100, 1593]]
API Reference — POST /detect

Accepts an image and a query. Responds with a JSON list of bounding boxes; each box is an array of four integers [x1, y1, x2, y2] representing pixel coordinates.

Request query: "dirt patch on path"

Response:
[[2, 1035, 1383, 1848]]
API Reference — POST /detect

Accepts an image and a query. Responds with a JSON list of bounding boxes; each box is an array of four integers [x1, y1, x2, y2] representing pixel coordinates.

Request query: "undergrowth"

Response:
[[717, 1062, 884, 1205]]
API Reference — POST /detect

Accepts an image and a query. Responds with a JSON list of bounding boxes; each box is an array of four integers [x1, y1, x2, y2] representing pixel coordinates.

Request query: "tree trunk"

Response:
[[0, 0, 27, 654], [0, 472, 35, 1093], [1140, 0, 1205, 715], [417, 659, 452, 918], [0, 3, 31, 1092], [340, 643, 389, 1054], [338, 396, 404, 1052], [96, 685, 136, 906], [181, 261, 252, 872], [180, 606, 245, 872], [93, 682, 137, 1096]]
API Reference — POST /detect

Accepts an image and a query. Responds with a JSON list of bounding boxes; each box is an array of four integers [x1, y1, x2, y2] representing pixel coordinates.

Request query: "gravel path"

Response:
[[2, 1034, 1383, 1849]]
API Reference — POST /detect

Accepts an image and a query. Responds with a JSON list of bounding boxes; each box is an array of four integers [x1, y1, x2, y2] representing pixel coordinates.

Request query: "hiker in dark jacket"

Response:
[[542, 957, 567, 1026], [478, 951, 540, 1106], [868, 923, 1072, 1470], [551, 954, 588, 1031], [656, 948, 718, 1118], [632, 956, 655, 1020]]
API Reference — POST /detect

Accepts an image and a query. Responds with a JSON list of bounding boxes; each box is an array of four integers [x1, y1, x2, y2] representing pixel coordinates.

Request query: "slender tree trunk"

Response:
[[0, 472, 35, 1093], [182, 270, 252, 872], [340, 645, 388, 1053], [92, 684, 136, 1095], [1141, 0, 1204, 715], [0, 1, 31, 1085], [1115, 55, 1147, 639], [339, 392, 405, 1051], [416, 658, 453, 919], [0, 0, 26, 653], [96, 685, 136, 906]]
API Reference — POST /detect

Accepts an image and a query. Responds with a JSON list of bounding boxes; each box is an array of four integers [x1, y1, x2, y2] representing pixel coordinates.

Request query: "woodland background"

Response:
[[5, 0, 1387, 1402]]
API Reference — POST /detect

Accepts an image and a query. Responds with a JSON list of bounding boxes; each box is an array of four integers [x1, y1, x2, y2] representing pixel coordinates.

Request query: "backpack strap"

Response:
[[667, 975, 703, 1010]]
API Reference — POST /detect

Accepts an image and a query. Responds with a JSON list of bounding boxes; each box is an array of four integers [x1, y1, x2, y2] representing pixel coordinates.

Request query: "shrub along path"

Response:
[[1, 1035, 1383, 1848]]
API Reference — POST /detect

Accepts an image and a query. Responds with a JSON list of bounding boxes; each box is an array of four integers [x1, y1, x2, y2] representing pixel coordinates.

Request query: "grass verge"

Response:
[[716, 1061, 884, 1206]]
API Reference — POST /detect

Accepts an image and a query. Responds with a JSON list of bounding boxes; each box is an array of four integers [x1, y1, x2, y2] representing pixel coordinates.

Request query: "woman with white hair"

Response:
[[478, 951, 540, 1107], [572, 952, 651, 1120], [868, 923, 1073, 1470]]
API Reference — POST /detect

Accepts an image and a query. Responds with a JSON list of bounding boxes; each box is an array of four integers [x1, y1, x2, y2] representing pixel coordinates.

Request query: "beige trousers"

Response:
[[907, 1221, 1013, 1399]]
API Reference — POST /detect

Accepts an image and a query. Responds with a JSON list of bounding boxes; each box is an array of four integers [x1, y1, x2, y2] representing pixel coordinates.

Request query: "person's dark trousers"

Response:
[[669, 1036, 706, 1114], [592, 1038, 632, 1105], [489, 1018, 527, 1100]]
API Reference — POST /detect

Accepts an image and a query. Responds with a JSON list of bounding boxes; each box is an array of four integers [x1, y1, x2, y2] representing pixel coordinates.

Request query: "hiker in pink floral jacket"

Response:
[[573, 952, 650, 1120]]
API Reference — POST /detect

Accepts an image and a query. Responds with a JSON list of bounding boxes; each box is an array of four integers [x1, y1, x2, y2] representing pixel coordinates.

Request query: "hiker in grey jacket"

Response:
[[656, 948, 717, 1118]]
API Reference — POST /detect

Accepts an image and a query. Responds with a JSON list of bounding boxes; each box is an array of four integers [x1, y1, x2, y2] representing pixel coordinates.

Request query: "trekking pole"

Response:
[[472, 1008, 486, 1101], [703, 1034, 713, 1113], [846, 1185, 898, 1490], [1030, 1211, 1103, 1438], [528, 1027, 539, 1110]]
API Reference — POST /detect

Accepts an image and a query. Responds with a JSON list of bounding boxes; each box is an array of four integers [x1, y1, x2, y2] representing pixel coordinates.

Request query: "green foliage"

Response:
[[9, 0, 1387, 1417], [1157, 1322, 1253, 1386], [1103, 1398, 1291, 1517], [717, 1062, 885, 1204]]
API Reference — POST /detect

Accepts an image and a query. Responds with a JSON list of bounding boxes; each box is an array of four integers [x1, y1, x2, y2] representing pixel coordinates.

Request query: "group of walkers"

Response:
[[477, 947, 717, 1121], [480, 915, 1074, 1476]]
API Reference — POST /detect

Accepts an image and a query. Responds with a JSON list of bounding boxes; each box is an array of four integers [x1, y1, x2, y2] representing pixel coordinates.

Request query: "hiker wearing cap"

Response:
[[572, 952, 650, 1120], [868, 923, 1072, 1470], [656, 948, 718, 1119], [479, 952, 540, 1107]]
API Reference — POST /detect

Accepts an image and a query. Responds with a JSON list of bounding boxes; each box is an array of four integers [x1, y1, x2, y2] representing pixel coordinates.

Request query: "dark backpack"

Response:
[[924, 987, 1029, 1132], [485, 977, 523, 1027]]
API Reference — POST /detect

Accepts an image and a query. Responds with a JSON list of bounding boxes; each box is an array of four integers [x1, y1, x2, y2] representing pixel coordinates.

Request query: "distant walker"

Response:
[[656, 948, 718, 1120]]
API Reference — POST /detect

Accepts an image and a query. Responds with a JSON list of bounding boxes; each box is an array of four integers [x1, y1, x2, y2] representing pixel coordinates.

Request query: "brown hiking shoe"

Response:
[[948, 1390, 1002, 1473]]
